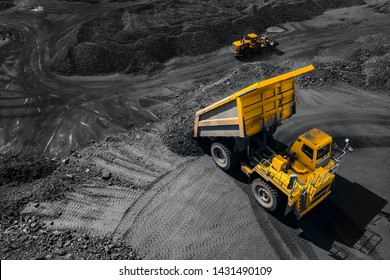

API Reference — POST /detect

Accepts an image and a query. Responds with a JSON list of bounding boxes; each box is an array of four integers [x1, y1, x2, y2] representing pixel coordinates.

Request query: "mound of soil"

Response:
[[0, 157, 57, 186], [0, 157, 67, 225], [298, 33, 390, 90], [50, 0, 364, 75]]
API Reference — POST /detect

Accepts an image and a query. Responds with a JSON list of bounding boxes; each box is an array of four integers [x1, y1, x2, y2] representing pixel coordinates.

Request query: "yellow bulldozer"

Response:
[[230, 33, 279, 57], [193, 65, 353, 219]]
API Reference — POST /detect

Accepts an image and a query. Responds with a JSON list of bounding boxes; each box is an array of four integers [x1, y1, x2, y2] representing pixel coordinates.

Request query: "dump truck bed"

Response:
[[194, 65, 314, 138]]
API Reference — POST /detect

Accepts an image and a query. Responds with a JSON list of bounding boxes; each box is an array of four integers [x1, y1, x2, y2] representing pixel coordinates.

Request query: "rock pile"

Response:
[[0, 216, 137, 260], [298, 34, 390, 90]]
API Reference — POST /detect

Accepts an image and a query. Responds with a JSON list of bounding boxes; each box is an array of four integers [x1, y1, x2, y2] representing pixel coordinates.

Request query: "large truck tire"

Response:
[[210, 141, 238, 171], [251, 178, 280, 211]]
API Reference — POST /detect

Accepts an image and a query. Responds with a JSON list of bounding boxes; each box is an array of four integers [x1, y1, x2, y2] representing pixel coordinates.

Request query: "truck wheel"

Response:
[[251, 178, 279, 211], [210, 141, 237, 171]]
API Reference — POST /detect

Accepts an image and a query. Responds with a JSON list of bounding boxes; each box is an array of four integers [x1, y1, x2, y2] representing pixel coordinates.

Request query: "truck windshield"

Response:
[[317, 143, 331, 160]]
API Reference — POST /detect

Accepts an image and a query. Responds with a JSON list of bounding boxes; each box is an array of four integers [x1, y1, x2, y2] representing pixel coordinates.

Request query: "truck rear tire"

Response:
[[251, 178, 279, 212], [210, 141, 237, 171]]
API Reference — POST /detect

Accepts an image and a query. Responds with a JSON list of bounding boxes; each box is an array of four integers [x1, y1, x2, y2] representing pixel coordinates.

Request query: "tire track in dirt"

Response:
[[114, 156, 277, 259], [131, 167, 252, 258], [23, 134, 270, 259], [22, 133, 195, 236], [235, 181, 318, 260], [23, 185, 144, 235]]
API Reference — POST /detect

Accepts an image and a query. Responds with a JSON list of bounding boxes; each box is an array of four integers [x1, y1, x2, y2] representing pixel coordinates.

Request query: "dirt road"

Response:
[[2, 1, 390, 259]]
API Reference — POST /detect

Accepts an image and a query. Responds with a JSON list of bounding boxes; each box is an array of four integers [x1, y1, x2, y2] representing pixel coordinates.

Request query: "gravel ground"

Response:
[[0, 153, 139, 259], [1, 218, 138, 259]]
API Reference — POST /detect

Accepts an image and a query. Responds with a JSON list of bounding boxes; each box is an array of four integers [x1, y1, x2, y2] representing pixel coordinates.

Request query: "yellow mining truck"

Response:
[[230, 33, 279, 57], [193, 65, 352, 218]]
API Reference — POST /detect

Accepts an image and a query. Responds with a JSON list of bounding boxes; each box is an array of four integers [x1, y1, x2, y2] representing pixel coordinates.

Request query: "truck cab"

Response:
[[242, 128, 352, 219], [289, 128, 333, 172]]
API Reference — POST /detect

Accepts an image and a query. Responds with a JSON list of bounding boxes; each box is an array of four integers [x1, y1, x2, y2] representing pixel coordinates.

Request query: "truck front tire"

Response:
[[210, 141, 237, 171], [251, 178, 279, 212]]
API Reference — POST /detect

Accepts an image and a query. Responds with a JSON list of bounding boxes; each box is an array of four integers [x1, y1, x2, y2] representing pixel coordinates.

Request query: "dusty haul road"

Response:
[[2, 0, 390, 259]]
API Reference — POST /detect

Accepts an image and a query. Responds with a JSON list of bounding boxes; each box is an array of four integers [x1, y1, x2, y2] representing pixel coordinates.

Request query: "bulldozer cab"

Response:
[[244, 33, 257, 40], [230, 33, 277, 55], [289, 128, 333, 172]]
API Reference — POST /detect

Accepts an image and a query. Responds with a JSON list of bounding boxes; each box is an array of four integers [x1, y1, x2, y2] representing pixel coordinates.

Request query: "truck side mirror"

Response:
[[347, 146, 353, 152]]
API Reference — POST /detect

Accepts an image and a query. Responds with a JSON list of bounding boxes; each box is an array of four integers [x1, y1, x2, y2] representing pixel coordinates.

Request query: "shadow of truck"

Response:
[[233, 170, 388, 259], [298, 175, 387, 257]]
